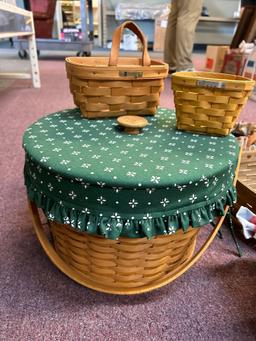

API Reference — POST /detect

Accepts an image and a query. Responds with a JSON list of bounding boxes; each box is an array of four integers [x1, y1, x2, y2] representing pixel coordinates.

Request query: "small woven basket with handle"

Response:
[[172, 71, 255, 136], [66, 21, 168, 119]]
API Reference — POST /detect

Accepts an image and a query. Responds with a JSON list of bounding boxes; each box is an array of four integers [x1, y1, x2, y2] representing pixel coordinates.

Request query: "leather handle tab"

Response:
[[109, 21, 151, 67]]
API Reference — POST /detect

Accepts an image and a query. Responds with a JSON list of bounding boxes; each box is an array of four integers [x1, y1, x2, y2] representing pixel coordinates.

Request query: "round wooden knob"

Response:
[[117, 115, 148, 135]]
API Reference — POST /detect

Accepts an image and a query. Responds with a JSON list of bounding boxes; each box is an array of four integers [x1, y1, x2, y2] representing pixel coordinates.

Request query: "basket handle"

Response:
[[109, 21, 151, 67]]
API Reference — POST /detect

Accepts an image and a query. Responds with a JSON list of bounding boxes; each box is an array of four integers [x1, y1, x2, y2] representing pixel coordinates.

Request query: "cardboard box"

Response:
[[222, 51, 248, 75], [153, 15, 168, 52], [204, 45, 229, 72]]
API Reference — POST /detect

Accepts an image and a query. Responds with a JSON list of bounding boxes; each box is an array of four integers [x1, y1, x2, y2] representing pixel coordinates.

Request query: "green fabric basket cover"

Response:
[[23, 108, 239, 240]]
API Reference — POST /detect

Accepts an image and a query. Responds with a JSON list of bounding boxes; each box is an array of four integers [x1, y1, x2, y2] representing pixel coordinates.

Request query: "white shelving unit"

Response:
[[194, 0, 240, 45], [100, 0, 240, 48], [0, 2, 40, 88]]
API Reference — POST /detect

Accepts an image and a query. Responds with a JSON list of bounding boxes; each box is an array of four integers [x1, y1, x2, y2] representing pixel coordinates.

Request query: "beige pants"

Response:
[[164, 0, 203, 71]]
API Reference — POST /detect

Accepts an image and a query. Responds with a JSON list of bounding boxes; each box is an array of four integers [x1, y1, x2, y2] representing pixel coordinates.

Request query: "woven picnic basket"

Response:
[[171, 71, 255, 136], [66, 21, 168, 119], [28, 149, 241, 295], [29, 200, 231, 295]]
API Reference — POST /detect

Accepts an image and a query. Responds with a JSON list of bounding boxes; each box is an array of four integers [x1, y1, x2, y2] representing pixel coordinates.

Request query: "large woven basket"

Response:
[[49, 221, 198, 293], [172, 72, 255, 136], [66, 21, 168, 119], [29, 200, 230, 295]]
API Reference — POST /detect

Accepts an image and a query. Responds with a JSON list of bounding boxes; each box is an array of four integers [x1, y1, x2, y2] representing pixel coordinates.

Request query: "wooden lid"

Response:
[[117, 115, 148, 128], [117, 115, 149, 135]]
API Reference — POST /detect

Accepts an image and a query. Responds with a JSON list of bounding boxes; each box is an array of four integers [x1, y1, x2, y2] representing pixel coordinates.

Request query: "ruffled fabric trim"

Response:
[[26, 184, 236, 240]]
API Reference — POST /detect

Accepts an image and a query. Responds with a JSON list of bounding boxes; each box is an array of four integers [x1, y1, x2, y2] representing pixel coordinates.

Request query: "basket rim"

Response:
[[172, 71, 255, 84], [65, 56, 168, 69]]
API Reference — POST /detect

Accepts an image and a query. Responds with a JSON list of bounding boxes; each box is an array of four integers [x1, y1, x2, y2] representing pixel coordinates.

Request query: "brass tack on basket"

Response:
[[117, 115, 148, 135]]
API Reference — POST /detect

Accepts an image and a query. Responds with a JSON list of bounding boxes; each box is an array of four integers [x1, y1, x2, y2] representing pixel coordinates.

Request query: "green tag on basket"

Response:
[[196, 80, 225, 89]]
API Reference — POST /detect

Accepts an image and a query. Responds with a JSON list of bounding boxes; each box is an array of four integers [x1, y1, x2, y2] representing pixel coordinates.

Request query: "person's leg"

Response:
[[175, 0, 203, 71], [164, 0, 178, 71]]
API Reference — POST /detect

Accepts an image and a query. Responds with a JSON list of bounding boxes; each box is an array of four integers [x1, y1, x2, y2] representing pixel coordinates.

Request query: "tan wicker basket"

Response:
[[29, 200, 230, 295], [66, 21, 168, 119], [172, 71, 255, 136], [27, 149, 241, 294], [49, 221, 198, 292]]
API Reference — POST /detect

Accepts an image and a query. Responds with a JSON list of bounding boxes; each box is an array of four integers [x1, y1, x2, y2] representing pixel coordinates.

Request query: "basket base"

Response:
[[176, 122, 230, 137], [78, 105, 157, 119]]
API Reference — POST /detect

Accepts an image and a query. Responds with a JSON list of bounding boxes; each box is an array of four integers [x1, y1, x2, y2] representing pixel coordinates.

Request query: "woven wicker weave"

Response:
[[66, 21, 168, 119], [172, 72, 255, 136], [29, 201, 230, 294], [49, 221, 198, 291], [238, 149, 256, 190]]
